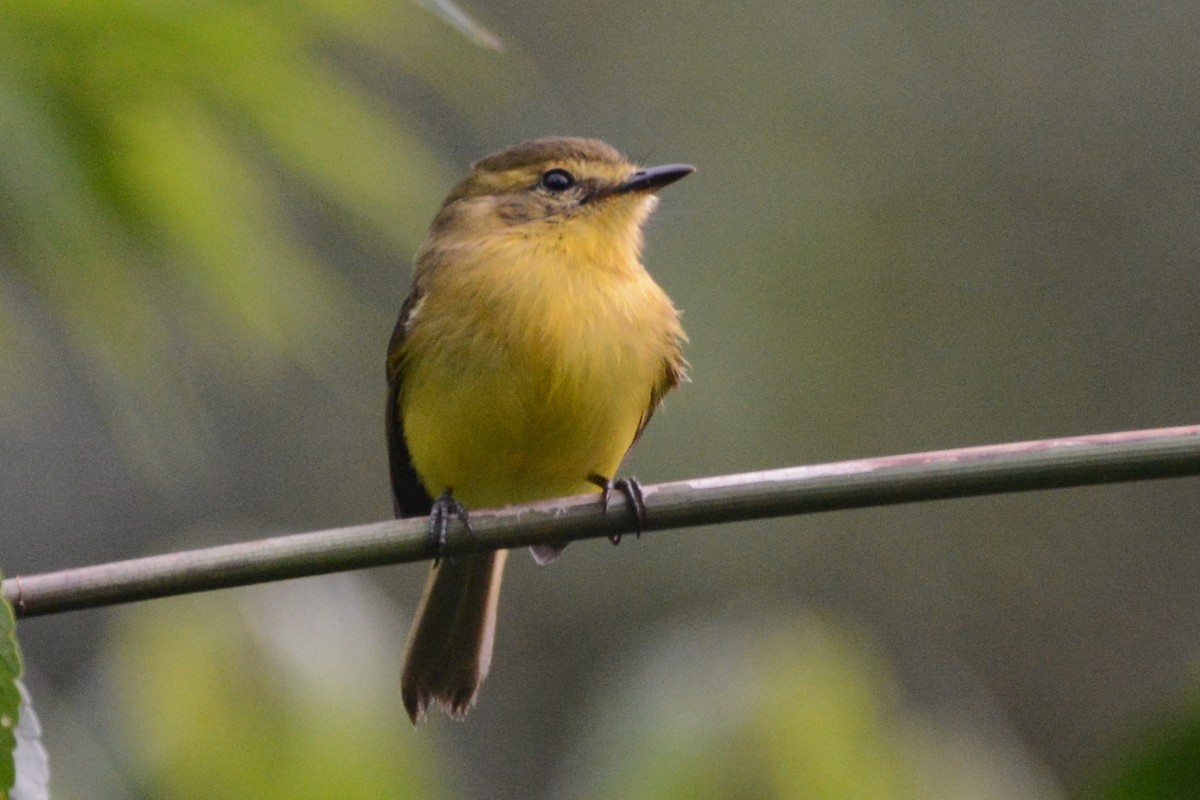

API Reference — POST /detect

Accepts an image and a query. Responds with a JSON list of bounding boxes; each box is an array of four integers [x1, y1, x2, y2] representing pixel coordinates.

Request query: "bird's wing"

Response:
[[386, 287, 435, 518], [629, 345, 688, 452]]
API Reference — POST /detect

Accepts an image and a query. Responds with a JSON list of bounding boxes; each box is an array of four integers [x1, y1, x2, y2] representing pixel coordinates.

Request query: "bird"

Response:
[[386, 136, 691, 723]]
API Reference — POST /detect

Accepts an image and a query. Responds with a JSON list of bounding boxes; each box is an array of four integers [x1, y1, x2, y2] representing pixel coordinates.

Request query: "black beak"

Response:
[[613, 163, 695, 195]]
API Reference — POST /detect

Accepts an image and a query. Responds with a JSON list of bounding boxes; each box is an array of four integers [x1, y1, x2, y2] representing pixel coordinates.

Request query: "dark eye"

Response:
[[539, 168, 575, 192]]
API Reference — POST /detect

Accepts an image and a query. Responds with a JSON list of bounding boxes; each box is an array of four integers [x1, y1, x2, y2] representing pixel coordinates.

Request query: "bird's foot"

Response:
[[588, 473, 646, 545], [429, 489, 472, 565]]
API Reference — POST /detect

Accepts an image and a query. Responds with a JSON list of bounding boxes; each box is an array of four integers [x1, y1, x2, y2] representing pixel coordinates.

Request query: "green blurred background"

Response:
[[4, 0, 1200, 797]]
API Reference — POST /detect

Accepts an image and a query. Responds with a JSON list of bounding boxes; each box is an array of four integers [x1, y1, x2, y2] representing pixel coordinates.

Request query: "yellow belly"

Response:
[[399, 246, 675, 510], [402, 358, 646, 509]]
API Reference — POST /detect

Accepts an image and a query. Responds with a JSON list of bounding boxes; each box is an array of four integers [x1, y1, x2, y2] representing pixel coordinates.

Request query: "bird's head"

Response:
[[424, 137, 693, 264]]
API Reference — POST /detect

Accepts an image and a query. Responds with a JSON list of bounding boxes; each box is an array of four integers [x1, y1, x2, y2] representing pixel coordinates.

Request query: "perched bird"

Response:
[[386, 137, 691, 723]]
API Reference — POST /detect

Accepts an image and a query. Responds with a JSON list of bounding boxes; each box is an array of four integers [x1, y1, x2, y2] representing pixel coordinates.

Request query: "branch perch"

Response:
[[6, 424, 1200, 618]]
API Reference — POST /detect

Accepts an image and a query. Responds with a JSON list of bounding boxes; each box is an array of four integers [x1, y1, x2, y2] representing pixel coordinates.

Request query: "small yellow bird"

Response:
[[386, 137, 691, 723]]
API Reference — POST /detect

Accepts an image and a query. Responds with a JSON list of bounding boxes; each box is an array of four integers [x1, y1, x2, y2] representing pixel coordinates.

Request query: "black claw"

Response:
[[429, 490, 472, 565], [588, 473, 646, 545]]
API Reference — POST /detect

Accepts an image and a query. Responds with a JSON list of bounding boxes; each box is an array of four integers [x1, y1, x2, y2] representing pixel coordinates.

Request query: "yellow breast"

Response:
[[398, 228, 681, 510]]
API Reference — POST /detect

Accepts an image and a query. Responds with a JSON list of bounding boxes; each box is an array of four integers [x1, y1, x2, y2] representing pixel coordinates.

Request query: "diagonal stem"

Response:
[[5, 424, 1200, 618]]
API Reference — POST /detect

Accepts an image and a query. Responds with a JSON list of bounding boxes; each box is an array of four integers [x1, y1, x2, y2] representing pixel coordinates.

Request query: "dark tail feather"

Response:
[[401, 550, 508, 723]]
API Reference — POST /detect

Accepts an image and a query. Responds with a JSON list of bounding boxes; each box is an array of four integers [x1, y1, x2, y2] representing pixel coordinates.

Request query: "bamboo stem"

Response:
[[6, 424, 1199, 618]]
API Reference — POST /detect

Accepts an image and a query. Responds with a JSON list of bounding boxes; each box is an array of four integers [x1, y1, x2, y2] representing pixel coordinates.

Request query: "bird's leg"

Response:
[[587, 473, 646, 545], [429, 489, 473, 565]]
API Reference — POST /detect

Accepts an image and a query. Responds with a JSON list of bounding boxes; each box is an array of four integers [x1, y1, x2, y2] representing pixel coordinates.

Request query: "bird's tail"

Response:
[[401, 550, 508, 723]]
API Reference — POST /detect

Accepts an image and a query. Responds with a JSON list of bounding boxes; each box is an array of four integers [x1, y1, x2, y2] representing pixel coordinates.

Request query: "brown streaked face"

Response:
[[432, 137, 693, 230]]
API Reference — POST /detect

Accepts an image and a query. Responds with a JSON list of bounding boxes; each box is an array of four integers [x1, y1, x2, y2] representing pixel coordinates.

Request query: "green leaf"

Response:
[[0, 574, 49, 800], [0, 0, 457, 476], [10, 682, 49, 800], [0, 569, 23, 797], [106, 576, 449, 799], [559, 612, 1057, 800], [1081, 697, 1200, 800]]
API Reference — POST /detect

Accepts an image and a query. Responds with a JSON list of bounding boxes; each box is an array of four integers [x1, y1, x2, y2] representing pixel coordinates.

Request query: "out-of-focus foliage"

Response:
[[0, 0, 454, 469], [103, 575, 448, 799], [0, 577, 46, 800], [554, 612, 1059, 800], [10, 682, 50, 800], [1080, 692, 1200, 800], [99, 597, 1064, 800], [0, 571, 18, 795]]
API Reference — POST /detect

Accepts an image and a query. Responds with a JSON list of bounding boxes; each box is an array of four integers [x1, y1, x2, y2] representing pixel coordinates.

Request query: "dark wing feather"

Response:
[[605, 343, 687, 482], [630, 346, 688, 450], [386, 288, 434, 518]]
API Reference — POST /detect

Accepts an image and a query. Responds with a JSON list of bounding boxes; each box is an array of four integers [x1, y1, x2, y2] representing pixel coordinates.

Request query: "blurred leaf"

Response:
[[104, 575, 448, 799], [10, 682, 49, 800], [578, 617, 919, 800], [1080, 695, 1200, 800], [556, 611, 1059, 800], [0, 569, 22, 796], [0, 0, 458, 474]]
